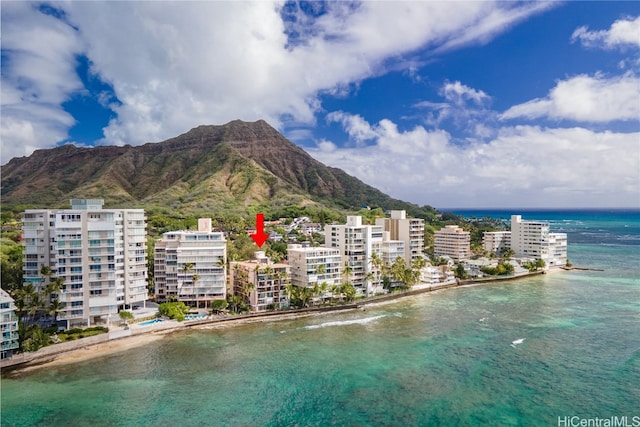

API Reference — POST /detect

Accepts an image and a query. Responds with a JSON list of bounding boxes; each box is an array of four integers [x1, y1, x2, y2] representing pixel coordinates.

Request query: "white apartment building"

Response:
[[546, 232, 568, 268], [1, 289, 19, 359], [434, 225, 471, 261], [324, 216, 404, 295], [324, 216, 381, 295], [376, 210, 424, 264], [230, 252, 289, 311], [510, 215, 567, 268], [379, 238, 405, 266], [482, 231, 512, 255], [22, 199, 148, 329], [154, 218, 226, 308], [287, 244, 342, 289]]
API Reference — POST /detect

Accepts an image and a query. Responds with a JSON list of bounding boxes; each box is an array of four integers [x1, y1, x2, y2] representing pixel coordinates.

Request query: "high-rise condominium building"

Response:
[[482, 231, 512, 255], [433, 225, 471, 261], [287, 244, 342, 289], [0, 289, 19, 359], [375, 210, 424, 264], [324, 216, 404, 295], [22, 199, 148, 329], [154, 218, 227, 307], [510, 215, 567, 268]]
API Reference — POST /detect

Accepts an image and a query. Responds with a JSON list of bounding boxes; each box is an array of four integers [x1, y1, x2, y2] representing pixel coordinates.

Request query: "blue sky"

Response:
[[1, 1, 639, 209]]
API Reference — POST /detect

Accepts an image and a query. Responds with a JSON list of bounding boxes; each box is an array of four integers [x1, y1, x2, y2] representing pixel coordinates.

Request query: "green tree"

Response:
[[48, 296, 64, 323], [158, 302, 189, 321], [119, 311, 134, 323], [1, 238, 23, 293], [455, 263, 467, 279], [210, 299, 228, 314], [340, 283, 357, 303], [342, 263, 353, 287]]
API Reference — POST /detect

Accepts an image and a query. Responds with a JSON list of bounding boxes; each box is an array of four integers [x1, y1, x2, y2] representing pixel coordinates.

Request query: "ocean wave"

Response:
[[302, 315, 386, 330]]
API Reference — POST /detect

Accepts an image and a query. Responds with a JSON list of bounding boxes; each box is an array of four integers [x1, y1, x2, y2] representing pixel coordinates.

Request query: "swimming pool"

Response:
[[138, 318, 163, 326]]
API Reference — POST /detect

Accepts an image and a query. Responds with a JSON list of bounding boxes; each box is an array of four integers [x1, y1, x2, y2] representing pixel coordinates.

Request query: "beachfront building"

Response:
[[482, 231, 512, 255], [546, 232, 568, 268], [378, 238, 405, 266], [0, 289, 19, 359], [510, 215, 567, 268], [325, 216, 395, 295], [230, 252, 290, 311], [433, 225, 471, 261], [375, 210, 425, 264], [154, 218, 226, 308], [419, 264, 456, 286], [22, 199, 148, 329], [287, 244, 342, 290]]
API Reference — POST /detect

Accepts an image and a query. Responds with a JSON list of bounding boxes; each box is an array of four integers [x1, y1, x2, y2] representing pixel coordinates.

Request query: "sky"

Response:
[[1, 1, 639, 209]]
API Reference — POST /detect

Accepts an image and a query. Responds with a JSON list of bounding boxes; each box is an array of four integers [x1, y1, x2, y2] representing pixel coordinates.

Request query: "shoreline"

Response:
[[1, 269, 557, 376]]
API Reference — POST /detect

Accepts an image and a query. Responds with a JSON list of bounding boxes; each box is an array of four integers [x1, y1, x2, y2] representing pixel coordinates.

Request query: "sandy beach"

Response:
[[8, 332, 168, 375]]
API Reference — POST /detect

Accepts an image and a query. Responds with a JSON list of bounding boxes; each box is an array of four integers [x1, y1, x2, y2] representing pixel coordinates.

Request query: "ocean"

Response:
[[2, 209, 639, 427]]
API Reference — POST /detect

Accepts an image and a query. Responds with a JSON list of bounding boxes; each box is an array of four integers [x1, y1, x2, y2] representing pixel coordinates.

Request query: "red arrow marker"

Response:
[[250, 213, 270, 248]]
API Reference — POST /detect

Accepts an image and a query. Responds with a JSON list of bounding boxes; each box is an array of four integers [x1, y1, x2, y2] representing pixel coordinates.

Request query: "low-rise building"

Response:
[[230, 252, 290, 311]]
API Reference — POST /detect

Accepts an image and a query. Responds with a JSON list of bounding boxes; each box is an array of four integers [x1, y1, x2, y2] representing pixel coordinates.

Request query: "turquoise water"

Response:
[[2, 210, 639, 426]]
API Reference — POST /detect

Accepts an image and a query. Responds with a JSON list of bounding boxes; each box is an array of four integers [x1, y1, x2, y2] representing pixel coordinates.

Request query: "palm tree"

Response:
[[319, 281, 329, 304], [45, 277, 64, 297], [192, 273, 201, 308], [363, 271, 375, 297], [370, 252, 383, 294], [314, 264, 326, 276], [330, 284, 340, 303], [27, 292, 43, 324], [411, 257, 427, 287], [342, 263, 353, 286], [48, 296, 64, 323], [340, 283, 356, 303], [179, 262, 194, 301]]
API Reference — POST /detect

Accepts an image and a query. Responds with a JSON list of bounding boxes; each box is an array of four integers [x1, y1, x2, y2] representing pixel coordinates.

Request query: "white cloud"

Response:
[[0, 2, 83, 161], [571, 16, 640, 49], [415, 81, 496, 136], [500, 73, 640, 123], [308, 114, 640, 208], [441, 81, 490, 106], [1, 1, 553, 162]]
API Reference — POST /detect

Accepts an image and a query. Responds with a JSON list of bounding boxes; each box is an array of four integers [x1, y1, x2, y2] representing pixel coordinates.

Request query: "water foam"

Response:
[[303, 314, 386, 330]]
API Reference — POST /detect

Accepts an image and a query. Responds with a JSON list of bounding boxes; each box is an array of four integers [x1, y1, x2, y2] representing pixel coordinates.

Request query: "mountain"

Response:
[[1, 119, 424, 217]]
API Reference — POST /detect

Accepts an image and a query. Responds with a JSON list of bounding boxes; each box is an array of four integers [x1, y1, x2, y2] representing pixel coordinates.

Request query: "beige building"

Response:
[[434, 225, 471, 261], [230, 252, 290, 311], [154, 218, 227, 308], [376, 210, 424, 264], [482, 231, 512, 255]]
